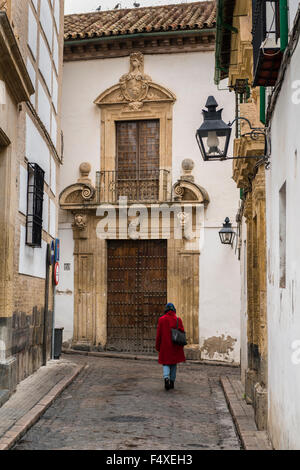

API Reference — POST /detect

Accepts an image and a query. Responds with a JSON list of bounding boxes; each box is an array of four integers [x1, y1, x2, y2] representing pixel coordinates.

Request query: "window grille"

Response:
[[26, 162, 44, 248]]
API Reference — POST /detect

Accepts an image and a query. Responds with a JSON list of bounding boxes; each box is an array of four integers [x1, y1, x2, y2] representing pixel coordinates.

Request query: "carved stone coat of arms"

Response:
[[119, 52, 152, 110]]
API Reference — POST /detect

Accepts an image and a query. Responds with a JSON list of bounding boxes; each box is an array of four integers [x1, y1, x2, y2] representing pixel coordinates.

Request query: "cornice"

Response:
[[64, 30, 216, 62], [0, 12, 34, 103]]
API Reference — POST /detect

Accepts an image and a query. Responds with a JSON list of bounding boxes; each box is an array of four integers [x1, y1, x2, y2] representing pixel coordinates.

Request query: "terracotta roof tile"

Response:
[[64, 1, 216, 40]]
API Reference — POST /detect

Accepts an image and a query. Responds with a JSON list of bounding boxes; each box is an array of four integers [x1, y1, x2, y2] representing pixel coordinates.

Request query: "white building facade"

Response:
[[265, 3, 300, 450], [0, 0, 64, 398], [56, 2, 241, 363]]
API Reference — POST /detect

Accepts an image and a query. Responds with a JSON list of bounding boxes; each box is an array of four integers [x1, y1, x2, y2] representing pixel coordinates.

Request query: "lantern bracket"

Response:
[[224, 116, 269, 168]]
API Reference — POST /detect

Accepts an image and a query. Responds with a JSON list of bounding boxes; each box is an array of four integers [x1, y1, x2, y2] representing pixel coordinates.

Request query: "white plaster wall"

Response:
[[39, 33, 52, 94], [288, 0, 299, 28], [40, 0, 53, 51], [53, 31, 59, 73], [27, 4, 37, 60], [19, 165, 28, 216], [25, 113, 50, 184], [50, 156, 57, 195], [54, 0, 61, 33], [31, 0, 38, 12], [266, 40, 300, 449], [55, 224, 74, 342], [52, 72, 58, 112], [60, 50, 240, 359], [38, 80, 51, 133], [199, 227, 241, 363], [240, 218, 248, 384], [49, 199, 56, 239], [19, 225, 47, 279], [26, 57, 36, 106], [43, 192, 49, 233]]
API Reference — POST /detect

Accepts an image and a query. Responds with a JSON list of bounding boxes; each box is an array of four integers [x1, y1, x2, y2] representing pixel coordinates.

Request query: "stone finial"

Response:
[[181, 159, 194, 182], [78, 162, 91, 183]]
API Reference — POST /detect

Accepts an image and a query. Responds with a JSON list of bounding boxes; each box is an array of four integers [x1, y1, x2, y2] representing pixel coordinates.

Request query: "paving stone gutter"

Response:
[[0, 360, 84, 451], [221, 376, 273, 450]]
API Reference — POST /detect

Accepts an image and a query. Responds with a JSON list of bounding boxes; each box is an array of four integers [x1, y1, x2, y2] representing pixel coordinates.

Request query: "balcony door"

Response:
[[116, 120, 160, 201]]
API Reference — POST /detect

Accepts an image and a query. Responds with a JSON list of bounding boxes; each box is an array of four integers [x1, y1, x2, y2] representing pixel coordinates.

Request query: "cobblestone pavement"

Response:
[[13, 355, 241, 450], [0, 360, 81, 441]]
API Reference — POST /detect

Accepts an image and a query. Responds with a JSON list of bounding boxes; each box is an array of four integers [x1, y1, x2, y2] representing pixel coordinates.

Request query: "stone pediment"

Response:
[[173, 180, 210, 206], [60, 182, 96, 208], [94, 52, 176, 110], [60, 164, 96, 209], [173, 159, 210, 207]]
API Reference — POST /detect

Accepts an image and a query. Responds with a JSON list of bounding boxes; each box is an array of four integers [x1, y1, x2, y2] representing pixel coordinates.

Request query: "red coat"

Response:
[[155, 311, 186, 365]]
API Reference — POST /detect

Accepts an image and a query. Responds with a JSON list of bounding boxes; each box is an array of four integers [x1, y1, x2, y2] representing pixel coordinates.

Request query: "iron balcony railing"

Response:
[[96, 169, 170, 203]]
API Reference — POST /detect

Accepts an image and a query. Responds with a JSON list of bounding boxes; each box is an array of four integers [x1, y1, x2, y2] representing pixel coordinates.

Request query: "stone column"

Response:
[[244, 193, 257, 403], [167, 238, 200, 345], [252, 165, 268, 430]]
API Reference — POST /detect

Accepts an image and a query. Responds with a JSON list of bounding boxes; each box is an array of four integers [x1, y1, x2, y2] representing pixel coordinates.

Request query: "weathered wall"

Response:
[[55, 213, 74, 344], [59, 50, 241, 363], [266, 38, 300, 449], [0, 0, 64, 393]]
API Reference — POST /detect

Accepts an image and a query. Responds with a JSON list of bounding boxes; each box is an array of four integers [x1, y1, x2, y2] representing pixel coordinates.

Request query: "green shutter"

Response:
[[279, 0, 288, 51], [260, 86, 266, 125]]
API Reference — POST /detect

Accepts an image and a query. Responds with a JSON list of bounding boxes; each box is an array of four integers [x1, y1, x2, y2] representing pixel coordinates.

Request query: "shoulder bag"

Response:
[[171, 318, 187, 346]]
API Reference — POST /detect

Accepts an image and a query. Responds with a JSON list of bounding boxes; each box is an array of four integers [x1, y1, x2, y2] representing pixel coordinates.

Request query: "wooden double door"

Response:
[[107, 240, 167, 353]]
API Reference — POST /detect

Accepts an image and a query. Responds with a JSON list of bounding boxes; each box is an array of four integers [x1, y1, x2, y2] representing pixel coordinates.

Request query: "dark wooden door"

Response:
[[116, 120, 160, 200], [107, 240, 167, 353]]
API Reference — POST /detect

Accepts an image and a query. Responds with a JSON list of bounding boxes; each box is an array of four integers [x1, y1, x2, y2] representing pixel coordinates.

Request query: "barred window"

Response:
[[26, 163, 45, 248]]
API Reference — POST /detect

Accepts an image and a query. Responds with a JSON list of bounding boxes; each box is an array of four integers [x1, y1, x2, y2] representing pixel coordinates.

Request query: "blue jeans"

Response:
[[163, 364, 177, 382]]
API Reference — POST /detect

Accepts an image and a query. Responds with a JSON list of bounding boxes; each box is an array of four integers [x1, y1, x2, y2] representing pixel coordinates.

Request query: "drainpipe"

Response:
[[279, 0, 288, 51]]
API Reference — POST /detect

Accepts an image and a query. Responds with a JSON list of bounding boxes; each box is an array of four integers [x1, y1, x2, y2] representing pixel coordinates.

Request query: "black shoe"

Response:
[[170, 380, 174, 389], [164, 378, 170, 390]]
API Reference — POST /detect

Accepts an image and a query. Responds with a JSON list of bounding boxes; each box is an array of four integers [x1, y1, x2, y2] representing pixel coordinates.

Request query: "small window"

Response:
[[26, 162, 45, 248]]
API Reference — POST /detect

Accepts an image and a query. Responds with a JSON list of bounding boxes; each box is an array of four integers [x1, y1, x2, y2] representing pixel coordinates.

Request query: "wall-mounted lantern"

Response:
[[219, 217, 236, 246], [196, 96, 268, 165], [195, 96, 232, 161]]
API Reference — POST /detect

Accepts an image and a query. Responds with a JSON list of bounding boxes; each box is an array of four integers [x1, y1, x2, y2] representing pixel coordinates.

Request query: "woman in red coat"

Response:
[[155, 303, 186, 391]]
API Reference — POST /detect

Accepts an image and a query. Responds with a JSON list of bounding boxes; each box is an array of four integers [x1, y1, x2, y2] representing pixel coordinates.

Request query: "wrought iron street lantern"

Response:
[[196, 96, 232, 161], [219, 217, 236, 246], [196, 95, 268, 165]]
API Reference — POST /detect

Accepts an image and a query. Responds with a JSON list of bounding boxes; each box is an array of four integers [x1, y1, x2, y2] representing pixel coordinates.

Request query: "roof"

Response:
[[64, 1, 216, 41]]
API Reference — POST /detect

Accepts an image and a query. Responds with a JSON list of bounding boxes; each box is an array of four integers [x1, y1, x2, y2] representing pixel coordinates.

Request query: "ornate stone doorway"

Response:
[[107, 239, 167, 354]]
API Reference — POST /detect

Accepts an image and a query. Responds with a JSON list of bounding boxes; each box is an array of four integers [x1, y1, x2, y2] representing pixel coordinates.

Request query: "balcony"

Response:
[[252, 0, 283, 87], [96, 169, 170, 204]]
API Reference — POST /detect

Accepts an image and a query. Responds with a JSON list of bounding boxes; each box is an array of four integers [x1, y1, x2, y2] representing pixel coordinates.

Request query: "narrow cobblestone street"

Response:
[[13, 355, 241, 450]]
